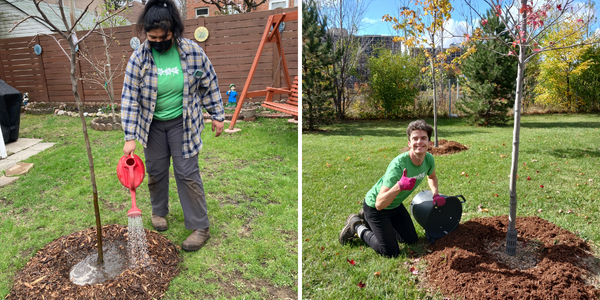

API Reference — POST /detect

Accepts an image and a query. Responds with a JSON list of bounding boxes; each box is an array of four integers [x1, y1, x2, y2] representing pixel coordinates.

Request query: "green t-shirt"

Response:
[[152, 45, 184, 121], [364, 152, 435, 210]]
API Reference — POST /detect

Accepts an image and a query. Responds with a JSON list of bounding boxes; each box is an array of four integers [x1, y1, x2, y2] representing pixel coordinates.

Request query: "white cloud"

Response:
[[362, 17, 380, 25]]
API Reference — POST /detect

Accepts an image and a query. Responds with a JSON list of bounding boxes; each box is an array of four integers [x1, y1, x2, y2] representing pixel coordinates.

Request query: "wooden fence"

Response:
[[0, 7, 298, 105]]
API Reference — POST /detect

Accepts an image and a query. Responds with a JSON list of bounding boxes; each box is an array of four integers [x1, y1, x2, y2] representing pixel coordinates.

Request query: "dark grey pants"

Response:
[[361, 201, 418, 257], [144, 116, 209, 230]]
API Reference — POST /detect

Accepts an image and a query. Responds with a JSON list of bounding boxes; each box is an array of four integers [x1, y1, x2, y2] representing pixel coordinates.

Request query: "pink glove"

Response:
[[433, 194, 446, 207], [397, 169, 416, 191]]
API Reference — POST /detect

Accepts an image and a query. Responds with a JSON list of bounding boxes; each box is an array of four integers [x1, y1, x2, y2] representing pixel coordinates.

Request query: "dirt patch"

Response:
[[103, 200, 128, 213], [204, 270, 297, 299], [421, 216, 600, 299], [7, 224, 180, 300], [429, 139, 469, 156], [400, 139, 469, 156]]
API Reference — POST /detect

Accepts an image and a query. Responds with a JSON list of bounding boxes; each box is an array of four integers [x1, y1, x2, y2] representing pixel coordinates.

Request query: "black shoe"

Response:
[[358, 208, 364, 220], [339, 213, 362, 245]]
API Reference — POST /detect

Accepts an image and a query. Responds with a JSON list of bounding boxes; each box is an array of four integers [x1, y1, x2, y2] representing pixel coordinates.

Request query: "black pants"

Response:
[[361, 201, 418, 257]]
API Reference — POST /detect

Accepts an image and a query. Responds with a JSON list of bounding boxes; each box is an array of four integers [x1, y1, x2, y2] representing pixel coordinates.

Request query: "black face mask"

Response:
[[149, 39, 172, 53]]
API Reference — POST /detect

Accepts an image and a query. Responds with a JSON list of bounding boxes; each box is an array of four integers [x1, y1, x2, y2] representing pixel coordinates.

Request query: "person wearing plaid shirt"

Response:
[[121, 0, 224, 251]]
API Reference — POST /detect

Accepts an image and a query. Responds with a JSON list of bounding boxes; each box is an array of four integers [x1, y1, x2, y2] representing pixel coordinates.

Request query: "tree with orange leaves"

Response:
[[383, 0, 459, 147]]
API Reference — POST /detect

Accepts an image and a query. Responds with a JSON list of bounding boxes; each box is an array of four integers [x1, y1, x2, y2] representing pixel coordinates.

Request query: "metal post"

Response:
[[456, 79, 459, 101], [448, 80, 451, 116]]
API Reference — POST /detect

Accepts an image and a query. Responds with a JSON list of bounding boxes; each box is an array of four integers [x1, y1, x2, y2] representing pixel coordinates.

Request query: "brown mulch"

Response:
[[7, 224, 181, 300], [429, 139, 469, 155], [422, 216, 600, 300], [400, 139, 469, 155]]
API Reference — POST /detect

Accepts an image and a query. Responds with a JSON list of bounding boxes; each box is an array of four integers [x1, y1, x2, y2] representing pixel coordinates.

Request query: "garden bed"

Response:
[[421, 216, 600, 299], [7, 224, 180, 300]]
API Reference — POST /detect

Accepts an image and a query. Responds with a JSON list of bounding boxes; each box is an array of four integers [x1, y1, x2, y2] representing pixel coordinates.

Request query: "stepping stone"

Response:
[[4, 138, 42, 154], [0, 176, 19, 187], [29, 143, 55, 151], [5, 162, 34, 176]]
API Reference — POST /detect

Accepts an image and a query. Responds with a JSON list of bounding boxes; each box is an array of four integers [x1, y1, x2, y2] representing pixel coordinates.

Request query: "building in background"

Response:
[[187, 0, 297, 19], [0, 0, 99, 39]]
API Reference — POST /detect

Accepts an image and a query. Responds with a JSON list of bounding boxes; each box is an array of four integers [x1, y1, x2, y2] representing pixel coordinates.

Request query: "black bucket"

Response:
[[410, 190, 466, 243]]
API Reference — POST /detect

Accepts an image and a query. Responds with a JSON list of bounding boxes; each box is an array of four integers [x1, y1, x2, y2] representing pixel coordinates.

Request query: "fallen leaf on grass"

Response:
[[540, 185, 544, 188], [357, 281, 366, 288], [347, 259, 356, 265], [374, 271, 381, 276], [559, 209, 563, 213], [478, 204, 489, 212], [527, 176, 531, 180], [410, 267, 419, 275], [344, 156, 350, 161], [326, 163, 331, 168], [537, 209, 543, 213]]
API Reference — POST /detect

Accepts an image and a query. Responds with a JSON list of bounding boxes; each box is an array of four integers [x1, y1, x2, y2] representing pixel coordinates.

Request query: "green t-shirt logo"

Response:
[[157, 67, 180, 76]]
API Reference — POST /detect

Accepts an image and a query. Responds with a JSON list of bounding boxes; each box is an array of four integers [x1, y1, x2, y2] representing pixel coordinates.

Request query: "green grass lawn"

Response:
[[302, 114, 600, 299], [0, 114, 298, 299]]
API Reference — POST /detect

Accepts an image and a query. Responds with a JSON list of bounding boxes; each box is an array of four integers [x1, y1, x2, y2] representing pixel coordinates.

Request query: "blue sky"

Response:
[[358, 0, 489, 35], [356, 0, 598, 47]]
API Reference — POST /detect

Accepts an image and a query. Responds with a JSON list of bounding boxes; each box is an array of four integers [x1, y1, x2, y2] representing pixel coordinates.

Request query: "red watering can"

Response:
[[117, 154, 145, 217]]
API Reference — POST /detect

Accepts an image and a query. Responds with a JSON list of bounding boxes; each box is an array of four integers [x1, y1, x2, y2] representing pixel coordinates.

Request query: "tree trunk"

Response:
[[430, 56, 438, 147], [70, 43, 104, 264], [506, 48, 526, 257]]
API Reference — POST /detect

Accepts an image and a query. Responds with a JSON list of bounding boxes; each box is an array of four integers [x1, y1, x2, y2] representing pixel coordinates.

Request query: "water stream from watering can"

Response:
[[128, 215, 150, 267]]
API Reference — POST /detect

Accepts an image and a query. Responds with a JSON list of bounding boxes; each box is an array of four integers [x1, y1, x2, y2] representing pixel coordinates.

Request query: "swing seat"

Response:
[[261, 76, 298, 116]]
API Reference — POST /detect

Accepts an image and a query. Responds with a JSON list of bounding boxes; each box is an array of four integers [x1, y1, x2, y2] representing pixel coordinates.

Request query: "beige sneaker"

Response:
[[182, 228, 211, 251], [151, 213, 168, 231]]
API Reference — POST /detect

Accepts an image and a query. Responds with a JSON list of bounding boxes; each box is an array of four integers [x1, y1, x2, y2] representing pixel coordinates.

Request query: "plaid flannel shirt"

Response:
[[121, 37, 224, 158]]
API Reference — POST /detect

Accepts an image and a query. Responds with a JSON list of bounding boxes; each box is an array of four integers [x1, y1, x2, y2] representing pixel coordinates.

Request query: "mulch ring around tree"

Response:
[[420, 216, 600, 299], [7, 224, 180, 300], [400, 139, 469, 155], [429, 139, 469, 155]]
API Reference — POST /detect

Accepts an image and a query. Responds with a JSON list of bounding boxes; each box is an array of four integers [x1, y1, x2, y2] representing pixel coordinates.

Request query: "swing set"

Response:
[[226, 11, 298, 133]]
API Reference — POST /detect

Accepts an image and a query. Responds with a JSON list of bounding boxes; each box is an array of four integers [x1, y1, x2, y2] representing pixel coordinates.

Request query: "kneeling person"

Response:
[[339, 120, 445, 257]]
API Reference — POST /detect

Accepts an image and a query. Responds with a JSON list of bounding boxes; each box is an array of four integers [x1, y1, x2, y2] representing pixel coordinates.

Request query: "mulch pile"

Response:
[[429, 139, 469, 155], [7, 224, 181, 300], [423, 216, 600, 299]]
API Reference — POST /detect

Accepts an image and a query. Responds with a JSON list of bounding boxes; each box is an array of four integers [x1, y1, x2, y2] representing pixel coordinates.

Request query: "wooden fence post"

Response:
[[36, 35, 49, 102], [0, 44, 6, 82], [197, 17, 206, 50]]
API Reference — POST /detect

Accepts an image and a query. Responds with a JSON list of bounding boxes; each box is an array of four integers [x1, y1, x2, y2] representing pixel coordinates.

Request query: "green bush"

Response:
[[368, 48, 422, 117]]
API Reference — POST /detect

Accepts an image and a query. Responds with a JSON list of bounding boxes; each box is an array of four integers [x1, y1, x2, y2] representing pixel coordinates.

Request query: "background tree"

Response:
[[571, 45, 600, 111], [302, 0, 337, 130], [534, 17, 592, 112], [464, 0, 598, 256], [11, 0, 129, 264], [383, 0, 455, 147], [79, 2, 130, 125], [201, 0, 267, 14], [320, 0, 372, 119], [368, 47, 421, 117], [458, 9, 517, 126]]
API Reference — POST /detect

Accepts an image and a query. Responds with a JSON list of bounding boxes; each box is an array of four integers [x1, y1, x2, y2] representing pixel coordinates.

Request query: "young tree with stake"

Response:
[[10, 0, 130, 264], [463, 0, 598, 255], [383, 0, 456, 147]]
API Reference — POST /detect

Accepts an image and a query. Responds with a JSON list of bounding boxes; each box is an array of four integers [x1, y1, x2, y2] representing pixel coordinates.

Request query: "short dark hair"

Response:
[[406, 119, 433, 141], [137, 0, 184, 41]]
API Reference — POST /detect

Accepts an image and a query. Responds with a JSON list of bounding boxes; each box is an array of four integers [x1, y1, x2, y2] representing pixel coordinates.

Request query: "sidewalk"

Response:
[[0, 138, 55, 187]]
